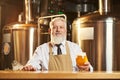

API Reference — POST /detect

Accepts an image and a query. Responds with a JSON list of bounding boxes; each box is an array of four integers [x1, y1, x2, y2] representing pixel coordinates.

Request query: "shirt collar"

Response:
[[50, 40, 66, 47]]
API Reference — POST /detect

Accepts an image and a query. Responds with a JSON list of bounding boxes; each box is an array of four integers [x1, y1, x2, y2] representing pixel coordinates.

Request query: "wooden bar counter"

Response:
[[0, 70, 120, 79]]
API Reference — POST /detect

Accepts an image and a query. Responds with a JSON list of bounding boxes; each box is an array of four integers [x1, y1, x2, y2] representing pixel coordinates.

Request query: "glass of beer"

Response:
[[76, 52, 88, 66]]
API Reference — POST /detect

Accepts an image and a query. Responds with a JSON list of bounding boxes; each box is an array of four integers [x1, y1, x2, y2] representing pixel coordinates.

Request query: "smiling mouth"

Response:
[[55, 32, 61, 35]]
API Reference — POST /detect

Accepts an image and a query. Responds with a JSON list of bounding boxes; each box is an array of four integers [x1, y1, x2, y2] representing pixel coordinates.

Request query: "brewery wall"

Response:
[[0, 0, 120, 71]]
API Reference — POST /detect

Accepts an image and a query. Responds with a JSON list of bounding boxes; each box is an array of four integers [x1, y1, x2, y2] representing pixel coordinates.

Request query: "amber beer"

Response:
[[76, 52, 88, 66]]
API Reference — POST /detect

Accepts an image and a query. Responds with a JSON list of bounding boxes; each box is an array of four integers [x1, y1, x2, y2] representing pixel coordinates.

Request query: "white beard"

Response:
[[51, 35, 66, 44]]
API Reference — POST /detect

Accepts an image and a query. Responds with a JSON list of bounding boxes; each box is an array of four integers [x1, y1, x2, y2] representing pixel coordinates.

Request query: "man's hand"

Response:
[[22, 65, 36, 71], [77, 62, 90, 71]]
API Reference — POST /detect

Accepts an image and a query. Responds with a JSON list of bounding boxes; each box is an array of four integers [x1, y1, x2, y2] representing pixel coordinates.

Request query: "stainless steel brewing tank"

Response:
[[2, 22, 37, 70], [72, 11, 120, 71]]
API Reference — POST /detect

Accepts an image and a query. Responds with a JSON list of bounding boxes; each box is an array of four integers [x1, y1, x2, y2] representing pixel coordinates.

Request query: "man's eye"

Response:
[[53, 27, 56, 29], [60, 27, 64, 28]]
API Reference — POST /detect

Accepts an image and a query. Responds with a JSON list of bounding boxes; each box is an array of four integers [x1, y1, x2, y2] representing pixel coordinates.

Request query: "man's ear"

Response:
[[48, 28, 51, 34]]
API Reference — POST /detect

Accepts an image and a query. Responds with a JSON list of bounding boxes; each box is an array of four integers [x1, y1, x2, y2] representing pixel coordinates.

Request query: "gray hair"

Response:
[[49, 17, 67, 29]]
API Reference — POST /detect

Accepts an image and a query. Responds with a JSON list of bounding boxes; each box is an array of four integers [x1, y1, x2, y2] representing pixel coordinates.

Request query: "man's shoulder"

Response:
[[37, 42, 49, 48], [66, 40, 79, 47], [66, 40, 82, 53]]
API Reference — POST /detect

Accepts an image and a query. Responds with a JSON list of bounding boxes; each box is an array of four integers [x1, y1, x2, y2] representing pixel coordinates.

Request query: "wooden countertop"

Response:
[[0, 70, 120, 79]]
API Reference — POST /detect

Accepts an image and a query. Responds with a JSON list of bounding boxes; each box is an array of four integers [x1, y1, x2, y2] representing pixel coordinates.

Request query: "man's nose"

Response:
[[56, 27, 60, 31]]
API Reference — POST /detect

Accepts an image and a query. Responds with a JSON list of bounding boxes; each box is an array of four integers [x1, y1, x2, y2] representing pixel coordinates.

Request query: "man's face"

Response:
[[50, 20, 67, 44], [51, 20, 66, 37]]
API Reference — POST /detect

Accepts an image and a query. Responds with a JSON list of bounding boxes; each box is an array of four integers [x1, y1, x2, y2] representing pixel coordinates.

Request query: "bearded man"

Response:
[[22, 17, 93, 72]]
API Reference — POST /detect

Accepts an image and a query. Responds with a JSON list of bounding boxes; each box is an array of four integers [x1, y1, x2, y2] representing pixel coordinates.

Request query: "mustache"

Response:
[[55, 32, 61, 35]]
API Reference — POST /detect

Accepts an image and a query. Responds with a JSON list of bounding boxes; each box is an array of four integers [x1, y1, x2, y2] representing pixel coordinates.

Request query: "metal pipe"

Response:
[[99, 0, 111, 15], [25, 0, 33, 24]]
